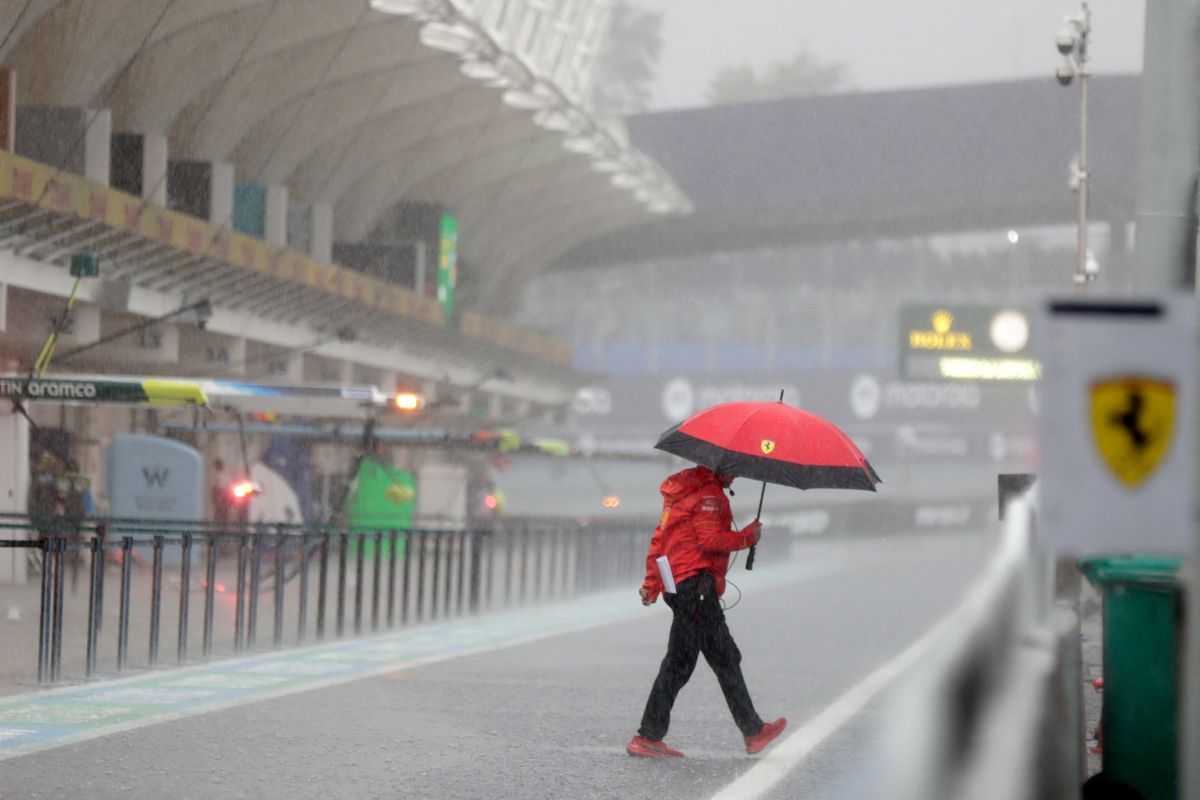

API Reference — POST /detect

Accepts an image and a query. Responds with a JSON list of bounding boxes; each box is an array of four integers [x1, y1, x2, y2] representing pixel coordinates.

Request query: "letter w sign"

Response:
[[143, 466, 170, 488]]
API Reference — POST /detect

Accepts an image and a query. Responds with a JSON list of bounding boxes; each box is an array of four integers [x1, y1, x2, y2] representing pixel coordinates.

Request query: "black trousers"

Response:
[[637, 572, 763, 740]]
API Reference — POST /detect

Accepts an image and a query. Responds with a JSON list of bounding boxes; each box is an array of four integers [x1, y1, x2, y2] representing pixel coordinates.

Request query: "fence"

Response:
[[0, 515, 682, 687], [860, 490, 1086, 799]]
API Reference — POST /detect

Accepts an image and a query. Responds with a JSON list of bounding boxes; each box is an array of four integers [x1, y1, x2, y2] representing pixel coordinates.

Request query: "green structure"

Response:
[[1081, 555, 1183, 800], [347, 459, 415, 559], [438, 213, 458, 323]]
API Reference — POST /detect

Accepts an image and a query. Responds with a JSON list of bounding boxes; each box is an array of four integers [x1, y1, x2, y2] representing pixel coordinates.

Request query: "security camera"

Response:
[[190, 298, 212, 330], [1056, 27, 1077, 55], [1056, 60, 1075, 86]]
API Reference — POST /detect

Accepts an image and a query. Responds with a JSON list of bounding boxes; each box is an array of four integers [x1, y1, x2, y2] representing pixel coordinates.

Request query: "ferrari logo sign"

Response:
[[1039, 296, 1195, 556], [760, 439, 775, 455], [1091, 377, 1175, 488]]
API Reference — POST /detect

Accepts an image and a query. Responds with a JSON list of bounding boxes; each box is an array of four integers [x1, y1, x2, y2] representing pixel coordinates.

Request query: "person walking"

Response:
[[627, 465, 787, 759]]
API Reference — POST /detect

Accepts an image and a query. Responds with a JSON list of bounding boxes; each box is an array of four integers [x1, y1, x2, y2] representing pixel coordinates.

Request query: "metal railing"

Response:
[[860, 490, 1086, 799], [0, 516, 664, 686]]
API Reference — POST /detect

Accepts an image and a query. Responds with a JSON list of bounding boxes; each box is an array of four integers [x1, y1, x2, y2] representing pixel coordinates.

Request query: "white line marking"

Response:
[[709, 617, 951, 800], [0, 613, 633, 763]]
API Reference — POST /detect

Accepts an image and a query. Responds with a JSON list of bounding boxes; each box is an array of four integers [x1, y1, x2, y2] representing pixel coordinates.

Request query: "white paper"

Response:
[[656, 555, 677, 594]]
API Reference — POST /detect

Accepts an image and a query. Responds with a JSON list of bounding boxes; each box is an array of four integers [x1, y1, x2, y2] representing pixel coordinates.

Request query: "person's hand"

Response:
[[741, 520, 762, 547], [639, 585, 657, 605]]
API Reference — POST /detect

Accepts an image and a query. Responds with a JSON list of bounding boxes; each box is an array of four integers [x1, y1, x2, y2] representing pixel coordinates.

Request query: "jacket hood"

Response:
[[660, 466, 719, 501]]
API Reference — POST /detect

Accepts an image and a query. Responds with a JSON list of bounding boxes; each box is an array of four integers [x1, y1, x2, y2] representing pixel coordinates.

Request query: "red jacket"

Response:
[[640, 466, 754, 601]]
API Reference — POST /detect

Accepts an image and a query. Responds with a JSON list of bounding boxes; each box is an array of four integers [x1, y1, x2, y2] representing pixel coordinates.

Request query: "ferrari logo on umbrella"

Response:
[[1091, 377, 1175, 488], [655, 396, 881, 572]]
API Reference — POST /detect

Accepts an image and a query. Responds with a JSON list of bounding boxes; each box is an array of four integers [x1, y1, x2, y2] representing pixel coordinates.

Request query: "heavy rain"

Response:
[[0, 1, 1195, 799]]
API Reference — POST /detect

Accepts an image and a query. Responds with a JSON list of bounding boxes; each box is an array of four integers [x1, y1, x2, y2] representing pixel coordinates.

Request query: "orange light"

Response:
[[393, 392, 422, 412], [231, 480, 257, 500], [602, 495, 621, 509]]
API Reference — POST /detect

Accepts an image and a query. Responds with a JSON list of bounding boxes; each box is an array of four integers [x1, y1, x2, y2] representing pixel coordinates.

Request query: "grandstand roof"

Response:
[[1, 0, 688, 315], [557, 76, 1141, 267]]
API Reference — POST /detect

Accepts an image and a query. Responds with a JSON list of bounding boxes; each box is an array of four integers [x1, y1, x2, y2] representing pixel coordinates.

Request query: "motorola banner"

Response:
[[574, 372, 1035, 433]]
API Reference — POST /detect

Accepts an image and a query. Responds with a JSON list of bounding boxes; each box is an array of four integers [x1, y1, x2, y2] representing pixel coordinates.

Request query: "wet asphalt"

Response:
[[0, 531, 996, 800]]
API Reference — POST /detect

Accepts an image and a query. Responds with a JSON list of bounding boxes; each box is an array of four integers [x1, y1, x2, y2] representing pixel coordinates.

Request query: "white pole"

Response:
[[1075, 32, 1090, 285]]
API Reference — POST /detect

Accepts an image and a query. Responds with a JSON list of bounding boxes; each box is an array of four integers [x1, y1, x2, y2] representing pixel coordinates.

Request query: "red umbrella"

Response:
[[655, 396, 881, 568]]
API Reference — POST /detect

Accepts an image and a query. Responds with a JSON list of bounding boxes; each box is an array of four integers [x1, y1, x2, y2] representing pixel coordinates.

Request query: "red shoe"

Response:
[[626, 735, 684, 758], [745, 717, 787, 754]]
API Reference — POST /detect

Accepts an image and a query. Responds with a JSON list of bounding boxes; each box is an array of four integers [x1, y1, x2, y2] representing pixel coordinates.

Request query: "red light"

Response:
[[215, 582, 226, 593], [483, 493, 498, 510]]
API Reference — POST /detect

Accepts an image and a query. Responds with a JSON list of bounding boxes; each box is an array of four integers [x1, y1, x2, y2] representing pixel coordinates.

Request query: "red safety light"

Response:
[[393, 391, 422, 412], [602, 495, 621, 509], [483, 493, 499, 511]]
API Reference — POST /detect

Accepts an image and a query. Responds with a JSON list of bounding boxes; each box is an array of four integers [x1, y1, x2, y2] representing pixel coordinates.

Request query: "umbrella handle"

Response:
[[746, 480, 767, 571]]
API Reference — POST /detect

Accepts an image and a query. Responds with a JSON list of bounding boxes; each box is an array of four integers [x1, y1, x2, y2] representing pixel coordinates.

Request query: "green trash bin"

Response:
[[1080, 555, 1183, 800]]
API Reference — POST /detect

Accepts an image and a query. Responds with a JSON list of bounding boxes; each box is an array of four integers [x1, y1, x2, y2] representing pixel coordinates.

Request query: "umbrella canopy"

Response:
[[655, 401, 881, 492]]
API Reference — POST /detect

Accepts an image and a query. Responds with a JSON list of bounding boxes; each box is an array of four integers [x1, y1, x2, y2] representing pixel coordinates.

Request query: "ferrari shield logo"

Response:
[[1091, 377, 1175, 488], [760, 439, 775, 455]]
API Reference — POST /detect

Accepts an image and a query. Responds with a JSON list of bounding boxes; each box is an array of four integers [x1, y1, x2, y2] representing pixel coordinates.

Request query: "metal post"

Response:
[[149, 535, 163, 667], [337, 532, 348, 637], [298, 533, 310, 643], [520, 529, 530, 604], [504, 529, 515, 607], [1135, 5, 1200, 796], [51, 537, 65, 681], [85, 536, 101, 677], [554, 529, 565, 599], [94, 524, 106, 632], [203, 535, 216, 657], [469, 533, 482, 614], [1135, 0, 1200, 290], [117, 536, 132, 671], [586, 531, 597, 593], [562, 528, 573, 599], [37, 538, 53, 683], [1075, 61, 1090, 286], [177, 533, 192, 663], [317, 533, 329, 640], [354, 533, 365, 635], [533, 528, 544, 603], [577, 529, 586, 594], [273, 530, 285, 647], [371, 531, 382, 631], [480, 532, 492, 611], [457, 532, 467, 615], [234, 533, 248, 651], [247, 532, 262, 649], [431, 534, 442, 621], [387, 531, 399, 627], [402, 532, 413, 625], [416, 534, 427, 622]]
